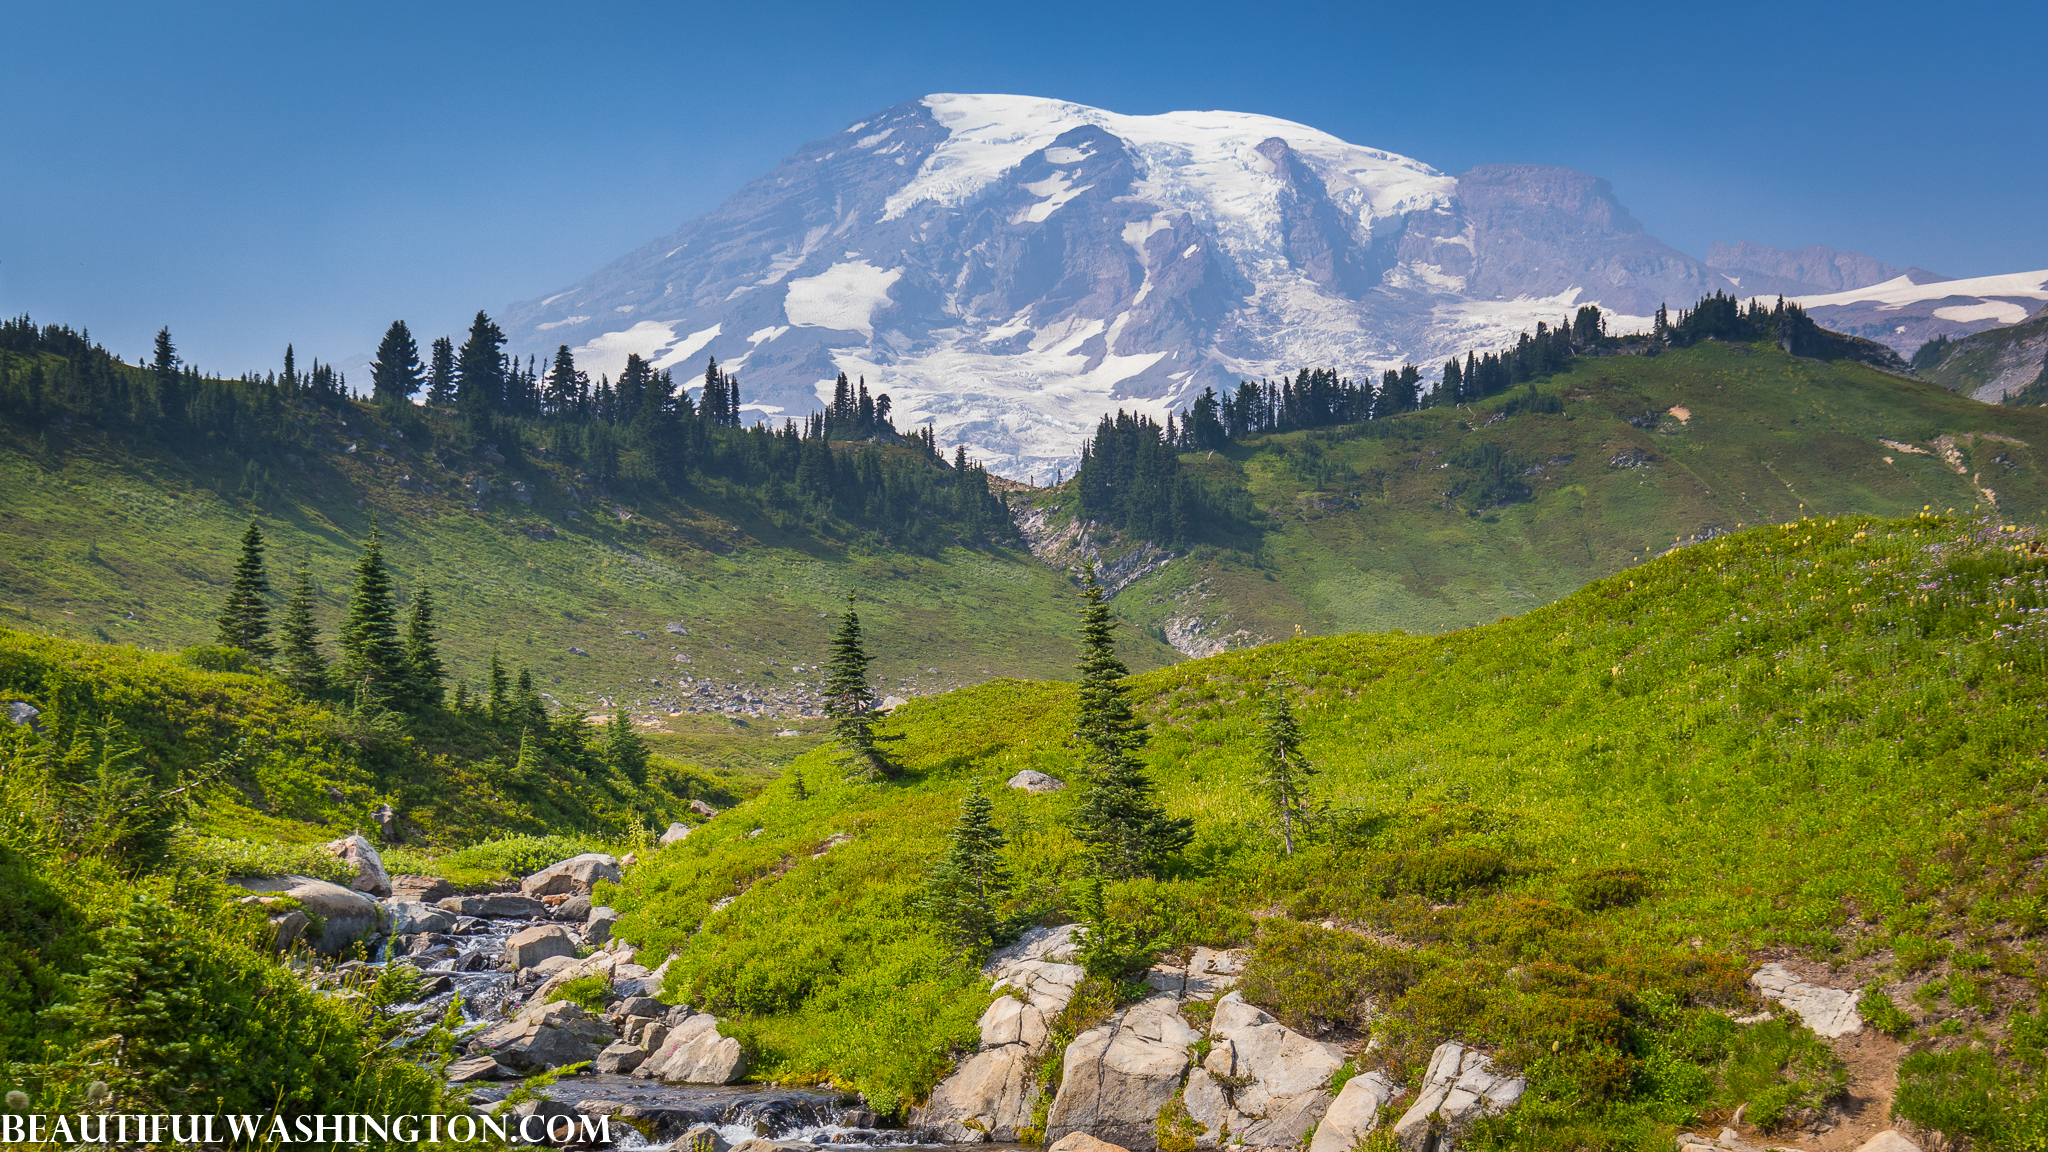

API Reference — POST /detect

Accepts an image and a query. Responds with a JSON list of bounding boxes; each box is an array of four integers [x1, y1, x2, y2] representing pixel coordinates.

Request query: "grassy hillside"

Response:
[[0, 350, 1180, 720], [1034, 340, 2048, 653], [613, 511, 2048, 1149]]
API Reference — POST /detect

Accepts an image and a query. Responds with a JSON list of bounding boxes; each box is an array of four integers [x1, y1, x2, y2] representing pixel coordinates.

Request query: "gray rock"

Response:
[[436, 893, 547, 919], [1854, 1134, 1923, 1152], [1390, 1042, 1526, 1152], [389, 874, 455, 904], [388, 901, 457, 936], [473, 1002, 612, 1073], [5, 701, 43, 731], [659, 822, 693, 846], [507, 925, 579, 969], [1307, 1072, 1398, 1152], [921, 924, 1087, 1142], [675, 1124, 732, 1152], [230, 876, 388, 956], [1749, 963, 1862, 1038], [594, 1041, 648, 1074], [1047, 1134, 1132, 1152], [445, 1054, 514, 1083], [552, 895, 593, 923], [687, 800, 719, 818], [641, 1014, 748, 1084], [614, 995, 667, 1021], [521, 853, 624, 898], [324, 833, 392, 897], [586, 906, 619, 946], [1045, 994, 1197, 1152], [1006, 769, 1066, 793], [1182, 994, 1342, 1149], [640, 1022, 668, 1052]]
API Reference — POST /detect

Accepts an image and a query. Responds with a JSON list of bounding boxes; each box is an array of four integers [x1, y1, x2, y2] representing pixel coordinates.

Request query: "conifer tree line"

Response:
[[208, 518, 646, 779], [0, 312, 1013, 549]]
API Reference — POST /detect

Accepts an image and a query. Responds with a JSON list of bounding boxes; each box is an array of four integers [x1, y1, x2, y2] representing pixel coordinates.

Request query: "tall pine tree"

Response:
[[1255, 688, 1316, 855], [487, 650, 511, 722], [456, 311, 507, 416], [824, 597, 894, 781], [213, 519, 275, 660], [337, 524, 407, 704], [278, 563, 327, 695], [922, 781, 1013, 958], [604, 704, 649, 785], [1070, 564, 1190, 876], [370, 320, 424, 405], [425, 336, 457, 406], [401, 586, 444, 710]]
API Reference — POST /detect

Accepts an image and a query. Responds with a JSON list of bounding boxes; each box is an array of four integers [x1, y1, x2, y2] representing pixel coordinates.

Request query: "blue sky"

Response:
[[4, 0, 2043, 375]]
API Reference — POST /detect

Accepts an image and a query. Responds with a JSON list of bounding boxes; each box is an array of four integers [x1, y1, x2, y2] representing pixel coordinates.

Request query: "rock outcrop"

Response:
[[1045, 994, 1200, 1152], [474, 1001, 613, 1073], [637, 1012, 748, 1084], [324, 834, 393, 897], [1184, 994, 1343, 1149], [919, 925, 1085, 1142], [1007, 770, 1066, 793], [1306, 1072, 1399, 1152], [507, 925, 579, 969], [437, 893, 547, 919], [1749, 963, 1863, 1038], [521, 853, 624, 897], [231, 875, 389, 956], [1390, 1042, 1525, 1152]]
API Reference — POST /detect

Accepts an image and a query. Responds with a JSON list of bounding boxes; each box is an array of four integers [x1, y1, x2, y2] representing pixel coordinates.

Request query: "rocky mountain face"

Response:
[[498, 94, 2018, 477], [1704, 240, 1912, 297]]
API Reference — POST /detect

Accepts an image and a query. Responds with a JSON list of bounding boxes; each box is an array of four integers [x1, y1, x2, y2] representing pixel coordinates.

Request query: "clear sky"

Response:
[[5, 0, 2043, 376]]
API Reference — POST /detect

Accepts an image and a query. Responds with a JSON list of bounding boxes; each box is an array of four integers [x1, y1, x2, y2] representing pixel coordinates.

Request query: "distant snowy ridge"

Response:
[[500, 94, 2016, 480]]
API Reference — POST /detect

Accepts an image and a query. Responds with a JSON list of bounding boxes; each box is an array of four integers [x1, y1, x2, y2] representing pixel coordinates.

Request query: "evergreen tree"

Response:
[[604, 704, 649, 785], [543, 345, 580, 415], [370, 320, 424, 405], [212, 519, 275, 660], [1255, 688, 1316, 855], [426, 337, 457, 406], [278, 563, 327, 695], [487, 650, 510, 721], [456, 311, 507, 416], [922, 781, 1013, 958], [512, 668, 547, 731], [152, 327, 183, 422], [824, 597, 894, 781], [551, 704, 597, 776], [400, 586, 444, 710], [337, 525, 406, 703], [789, 764, 809, 801], [1070, 564, 1190, 877]]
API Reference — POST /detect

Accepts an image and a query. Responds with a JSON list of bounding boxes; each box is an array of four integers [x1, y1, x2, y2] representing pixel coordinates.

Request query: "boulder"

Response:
[[1307, 1072, 1399, 1152], [687, 800, 719, 818], [230, 876, 389, 956], [266, 908, 310, 952], [324, 833, 392, 897], [1854, 1134, 1922, 1152], [1049, 1136, 1130, 1152], [552, 895, 593, 923], [388, 901, 457, 936], [1007, 769, 1066, 793], [521, 853, 624, 898], [594, 1041, 648, 1075], [1390, 1042, 1526, 1152], [676, 1125, 732, 1152], [390, 874, 455, 903], [586, 906, 619, 946], [436, 893, 548, 919], [659, 822, 692, 846], [1750, 963, 1863, 1038], [1208, 993, 1343, 1112], [507, 925, 579, 969], [613, 995, 666, 1021], [473, 1002, 613, 1073], [640, 1013, 749, 1084], [640, 1022, 668, 1052], [445, 1054, 514, 1083], [1183, 948, 1243, 1002], [1045, 994, 1198, 1152]]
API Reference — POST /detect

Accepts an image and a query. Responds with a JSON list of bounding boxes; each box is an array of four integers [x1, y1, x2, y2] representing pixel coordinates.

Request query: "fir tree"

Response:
[[824, 597, 894, 781], [370, 320, 424, 405], [400, 586, 444, 710], [922, 781, 1013, 958], [278, 563, 327, 695], [337, 525, 406, 703], [426, 337, 457, 406], [456, 311, 507, 415], [1255, 688, 1316, 855], [789, 764, 809, 801], [152, 327, 183, 421], [212, 519, 274, 660], [1070, 564, 1191, 877], [487, 650, 510, 722], [604, 704, 649, 785], [512, 668, 547, 732]]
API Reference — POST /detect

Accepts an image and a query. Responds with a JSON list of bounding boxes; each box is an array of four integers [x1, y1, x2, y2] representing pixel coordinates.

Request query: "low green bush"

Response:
[[1858, 987, 1915, 1038]]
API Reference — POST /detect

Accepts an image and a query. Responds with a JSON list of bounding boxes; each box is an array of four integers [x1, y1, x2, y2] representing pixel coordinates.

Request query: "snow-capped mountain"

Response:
[[498, 94, 1993, 479], [1762, 269, 2048, 359]]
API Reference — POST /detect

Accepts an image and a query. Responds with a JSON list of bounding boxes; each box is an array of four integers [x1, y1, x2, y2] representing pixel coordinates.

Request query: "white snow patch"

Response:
[[1934, 301, 2031, 325], [573, 321, 679, 382], [1782, 269, 2048, 311], [844, 121, 868, 134], [748, 326, 790, 345], [1183, 244, 1200, 259], [540, 291, 574, 307], [784, 261, 904, 338], [1012, 172, 1094, 224], [537, 316, 591, 331], [854, 128, 894, 149], [653, 324, 722, 372], [614, 305, 635, 313], [1043, 144, 1094, 164]]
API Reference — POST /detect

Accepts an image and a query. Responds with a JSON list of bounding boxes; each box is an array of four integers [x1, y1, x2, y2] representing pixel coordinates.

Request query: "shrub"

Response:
[[1236, 919, 1423, 1036], [1566, 867, 1652, 912], [546, 973, 613, 1014], [1858, 987, 1914, 1038], [1716, 1017, 1847, 1130]]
